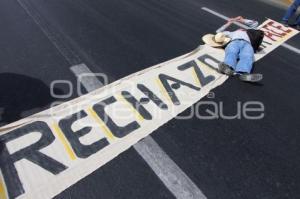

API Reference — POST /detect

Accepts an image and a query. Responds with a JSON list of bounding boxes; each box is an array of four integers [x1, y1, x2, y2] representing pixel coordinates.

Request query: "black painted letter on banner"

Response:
[[137, 84, 168, 110], [59, 110, 109, 159], [158, 74, 200, 105], [197, 54, 221, 71], [93, 96, 140, 138], [178, 60, 215, 87], [0, 121, 67, 199], [121, 91, 152, 120]]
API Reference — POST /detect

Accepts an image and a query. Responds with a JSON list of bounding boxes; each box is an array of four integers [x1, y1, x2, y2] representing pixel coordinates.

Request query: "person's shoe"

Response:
[[238, 73, 263, 82], [281, 20, 289, 27], [218, 63, 234, 76]]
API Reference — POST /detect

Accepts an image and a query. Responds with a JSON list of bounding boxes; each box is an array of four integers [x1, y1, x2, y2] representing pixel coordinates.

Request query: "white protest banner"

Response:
[[0, 19, 298, 199], [256, 19, 299, 59]]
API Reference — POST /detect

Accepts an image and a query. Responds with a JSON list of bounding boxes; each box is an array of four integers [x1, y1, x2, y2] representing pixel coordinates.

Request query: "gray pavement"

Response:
[[0, 0, 300, 198]]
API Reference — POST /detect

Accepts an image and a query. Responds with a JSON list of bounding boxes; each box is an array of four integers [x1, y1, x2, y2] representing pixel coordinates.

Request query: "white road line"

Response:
[[201, 7, 249, 29], [70, 63, 207, 199], [17, 0, 80, 65], [17, 0, 111, 76], [282, 43, 300, 54], [134, 136, 206, 199], [201, 7, 300, 55], [70, 63, 104, 90]]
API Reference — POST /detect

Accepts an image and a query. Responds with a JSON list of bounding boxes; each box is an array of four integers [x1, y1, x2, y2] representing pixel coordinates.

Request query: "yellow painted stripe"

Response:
[[87, 108, 115, 141], [0, 179, 7, 199], [156, 78, 172, 103], [116, 94, 144, 122], [197, 60, 211, 71], [192, 67, 201, 87], [197, 60, 221, 78], [52, 123, 76, 161]]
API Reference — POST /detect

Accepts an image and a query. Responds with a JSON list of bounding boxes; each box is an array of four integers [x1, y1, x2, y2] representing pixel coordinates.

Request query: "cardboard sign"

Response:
[[0, 19, 298, 199]]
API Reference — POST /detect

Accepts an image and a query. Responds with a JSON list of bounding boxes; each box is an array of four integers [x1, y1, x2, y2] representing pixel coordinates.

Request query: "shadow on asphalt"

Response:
[[0, 73, 64, 126]]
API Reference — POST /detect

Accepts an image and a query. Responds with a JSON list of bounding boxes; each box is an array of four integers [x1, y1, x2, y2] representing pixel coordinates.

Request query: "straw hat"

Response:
[[202, 32, 231, 47]]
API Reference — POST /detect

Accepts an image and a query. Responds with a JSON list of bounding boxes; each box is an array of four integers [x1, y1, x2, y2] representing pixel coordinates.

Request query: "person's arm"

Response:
[[228, 16, 259, 28], [216, 16, 259, 33], [234, 16, 259, 28], [242, 19, 259, 29], [216, 16, 245, 33], [222, 31, 233, 38], [216, 21, 234, 33]]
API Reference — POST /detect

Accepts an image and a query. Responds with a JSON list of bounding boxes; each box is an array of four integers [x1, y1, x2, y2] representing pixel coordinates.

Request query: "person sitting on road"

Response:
[[202, 16, 264, 82], [281, 0, 300, 30]]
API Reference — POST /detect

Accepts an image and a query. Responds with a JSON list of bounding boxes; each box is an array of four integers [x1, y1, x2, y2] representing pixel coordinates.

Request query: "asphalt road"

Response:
[[0, 0, 300, 198]]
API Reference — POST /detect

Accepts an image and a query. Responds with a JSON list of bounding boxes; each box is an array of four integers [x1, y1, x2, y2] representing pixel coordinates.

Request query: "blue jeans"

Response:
[[224, 40, 254, 74], [282, 0, 300, 25]]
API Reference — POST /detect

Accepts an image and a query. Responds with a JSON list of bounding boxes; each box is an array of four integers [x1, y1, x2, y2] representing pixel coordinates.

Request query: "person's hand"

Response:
[[228, 16, 244, 23], [228, 18, 235, 23], [226, 18, 235, 25], [235, 16, 245, 23]]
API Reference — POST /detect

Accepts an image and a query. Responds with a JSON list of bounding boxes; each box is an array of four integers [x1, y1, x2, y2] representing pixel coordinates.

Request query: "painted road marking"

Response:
[[70, 63, 207, 199], [134, 136, 207, 199], [70, 63, 105, 91], [281, 42, 300, 54], [201, 7, 300, 55], [17, 0, 112, 78], [17, 0, 80, 65]]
